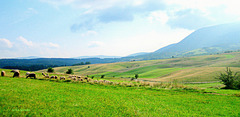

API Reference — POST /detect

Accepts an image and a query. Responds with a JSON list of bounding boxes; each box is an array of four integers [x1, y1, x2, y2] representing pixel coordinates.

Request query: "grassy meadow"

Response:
[[44, 52, 240, 82], [1, 76, 240, 116], [1, 52, 240, 116]]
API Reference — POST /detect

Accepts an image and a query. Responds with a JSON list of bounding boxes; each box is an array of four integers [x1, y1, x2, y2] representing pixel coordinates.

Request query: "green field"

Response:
[[43, 52, 240, 82], [1, 77, 240, 116]]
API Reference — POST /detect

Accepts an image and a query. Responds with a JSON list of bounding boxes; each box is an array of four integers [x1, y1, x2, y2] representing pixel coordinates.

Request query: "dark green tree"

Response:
[[47, 67, 54, 73], [66, 68, 73, 74], [101, 75, 105, 79], [135, 74, 139, 79], [216, 67, 240, 89], [85, 62, 91, 65]]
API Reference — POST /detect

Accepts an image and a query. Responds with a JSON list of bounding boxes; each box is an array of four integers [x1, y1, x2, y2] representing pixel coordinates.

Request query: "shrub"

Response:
[[101, 75, 105, 79], [47, 67, 54, 73], [91, 76, 94, 79], [216, 67, 240, 89], [66, 68, 73, 74], [135, 74, 139, 79]]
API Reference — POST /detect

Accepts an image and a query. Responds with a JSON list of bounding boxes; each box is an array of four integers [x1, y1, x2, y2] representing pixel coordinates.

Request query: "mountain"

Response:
[[127, 52, 150, 57], [135, 22, 240, 60], [75, 55, 121, 59], [15, 56, 42, 59], [154, 43, 177, 53]]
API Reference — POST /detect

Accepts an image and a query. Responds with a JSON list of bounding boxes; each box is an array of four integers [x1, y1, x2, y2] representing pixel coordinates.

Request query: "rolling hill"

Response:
[[47, 52, 240, 82]]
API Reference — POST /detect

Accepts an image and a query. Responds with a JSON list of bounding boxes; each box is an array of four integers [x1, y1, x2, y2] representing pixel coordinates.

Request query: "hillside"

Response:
[[48, 52, 240, 82], [135, 22, 240, 60]]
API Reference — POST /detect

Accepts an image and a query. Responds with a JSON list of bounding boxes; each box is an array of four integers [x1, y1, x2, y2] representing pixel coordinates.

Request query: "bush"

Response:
[[66, 68, 73, 74], [47, 67, 54, 73], [101, 75, 105, 79], [216, 67, 240, 89], [135, 74, 139, 79]]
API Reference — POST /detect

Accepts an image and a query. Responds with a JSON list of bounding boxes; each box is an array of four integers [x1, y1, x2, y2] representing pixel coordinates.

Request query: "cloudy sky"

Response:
[[1, 0, 240, 58]]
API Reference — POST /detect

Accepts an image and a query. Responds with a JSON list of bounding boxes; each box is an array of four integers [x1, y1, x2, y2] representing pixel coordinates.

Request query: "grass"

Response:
[[224, 54, 235, 59], [185, 82, 240, 95], [89, 65, 185, 78], [42, 52, 240, 82], [1, 76, 240, 116]]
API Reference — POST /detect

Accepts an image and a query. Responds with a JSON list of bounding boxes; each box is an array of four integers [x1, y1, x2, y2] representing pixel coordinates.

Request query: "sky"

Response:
[[1, 0, 240, 58]]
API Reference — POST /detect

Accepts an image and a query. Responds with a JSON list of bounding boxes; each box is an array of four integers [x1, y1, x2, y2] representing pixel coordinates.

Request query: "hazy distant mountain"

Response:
[[127, 52, 150, 57], [157, 22, 240, 53], [15, 56, 42, 59], [154, 43, 177, 53], [135, 22, 240, 60], [74, 55, 121, 59]]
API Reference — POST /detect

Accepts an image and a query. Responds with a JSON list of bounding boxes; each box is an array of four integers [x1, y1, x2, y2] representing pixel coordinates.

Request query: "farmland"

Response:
[[46, 52, 240, 82]]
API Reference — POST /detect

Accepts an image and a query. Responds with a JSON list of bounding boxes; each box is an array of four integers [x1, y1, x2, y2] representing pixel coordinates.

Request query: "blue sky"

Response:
[[0, 0, 240, 58]]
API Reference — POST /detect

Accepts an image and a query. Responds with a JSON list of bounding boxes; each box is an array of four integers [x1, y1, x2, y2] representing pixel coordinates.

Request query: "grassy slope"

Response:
[[1, 77, 240, 116], [39, 52, 240, 82]]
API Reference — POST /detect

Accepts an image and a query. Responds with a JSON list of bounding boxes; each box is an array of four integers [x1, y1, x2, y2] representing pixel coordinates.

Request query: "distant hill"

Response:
[[15, 56, 42, 59], [127, 52, 150, 57], [135, 22, 240, 60], [0, 58, 122, 71], [75, 55, 121, 59]]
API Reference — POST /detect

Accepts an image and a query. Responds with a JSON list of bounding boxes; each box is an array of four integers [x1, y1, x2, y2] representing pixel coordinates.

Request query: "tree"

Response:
[[66, 68, 73, 74], [85, 62, 91, 65], [216, 67, 240, 89], [101, 75, 105, 79], [47, 67, 54, 73], [135, 74, 139, 79]]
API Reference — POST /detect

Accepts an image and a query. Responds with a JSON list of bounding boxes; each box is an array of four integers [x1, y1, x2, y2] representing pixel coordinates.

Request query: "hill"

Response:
[[48, 52, 240, 82], [135, 22, 240, 60], [74, 55, 121, 59], [127, 52, 150, 57]]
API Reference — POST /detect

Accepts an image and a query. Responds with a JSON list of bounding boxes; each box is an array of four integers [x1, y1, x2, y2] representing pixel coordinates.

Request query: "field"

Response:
[[1, 76, 240, 116], [1, 52, 240, 116], [44, 52, 240, 82]]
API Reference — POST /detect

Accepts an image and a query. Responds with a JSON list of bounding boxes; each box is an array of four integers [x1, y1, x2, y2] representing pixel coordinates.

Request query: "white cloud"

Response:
[[88, 41, 105, 48], [0, 38, 13, 48], [162, 0, 240, 29], [40, 0, 75, 6], [40, 0, 128, 10], [81, 31, 98, 37], [48, 42, 60, 48], [148, 10, 169, 24], [17, 36, 33, 46]]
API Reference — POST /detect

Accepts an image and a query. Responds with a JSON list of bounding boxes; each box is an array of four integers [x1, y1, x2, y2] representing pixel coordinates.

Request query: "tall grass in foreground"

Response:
[[1, 77, 240, 116]]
